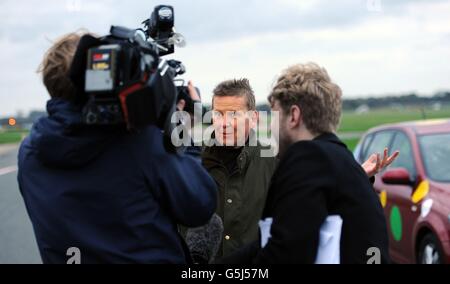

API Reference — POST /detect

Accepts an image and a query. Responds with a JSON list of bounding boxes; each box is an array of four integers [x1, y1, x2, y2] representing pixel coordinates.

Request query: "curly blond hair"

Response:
[[268, 62, 342, 134]]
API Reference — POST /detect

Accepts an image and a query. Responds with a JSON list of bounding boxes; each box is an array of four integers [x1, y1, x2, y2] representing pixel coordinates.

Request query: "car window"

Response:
[[363, 131, 395, 162], [390, 131, 416, 177], [419, 133, 450, 183], [359, 134, 374, 162]]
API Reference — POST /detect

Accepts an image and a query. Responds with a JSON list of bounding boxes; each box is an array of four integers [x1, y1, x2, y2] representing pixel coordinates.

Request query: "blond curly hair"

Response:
[[268, 62, 342, 134]]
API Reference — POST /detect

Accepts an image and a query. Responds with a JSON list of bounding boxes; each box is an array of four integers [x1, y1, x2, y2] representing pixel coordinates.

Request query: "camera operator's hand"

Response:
[[187, 81, 201, 101], [176, 80, 201, 111]]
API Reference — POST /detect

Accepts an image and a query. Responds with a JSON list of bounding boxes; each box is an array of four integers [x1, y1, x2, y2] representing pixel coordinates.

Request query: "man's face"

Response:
[[271, 99, 292, 157], [212, 95, 256, 146]]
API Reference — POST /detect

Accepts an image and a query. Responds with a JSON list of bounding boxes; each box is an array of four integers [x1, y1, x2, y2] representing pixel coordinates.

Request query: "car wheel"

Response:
[[418, 233, 444, 264]]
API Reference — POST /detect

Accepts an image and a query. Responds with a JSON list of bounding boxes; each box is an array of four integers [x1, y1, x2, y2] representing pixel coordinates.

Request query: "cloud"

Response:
[[2, 0, 442, 43], [0, 0, 449, 116]]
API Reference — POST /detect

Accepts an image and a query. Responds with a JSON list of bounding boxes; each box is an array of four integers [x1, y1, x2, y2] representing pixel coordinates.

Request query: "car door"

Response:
[[376, 130, 419, 263]]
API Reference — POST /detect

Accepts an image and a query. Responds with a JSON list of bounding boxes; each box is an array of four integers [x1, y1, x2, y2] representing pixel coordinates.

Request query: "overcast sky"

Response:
[[1, 0, 450, 117]]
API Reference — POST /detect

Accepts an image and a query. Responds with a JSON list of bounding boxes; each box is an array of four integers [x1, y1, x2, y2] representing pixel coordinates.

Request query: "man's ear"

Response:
[[249, 110, 259, 129], [289, 105, 302, 129]]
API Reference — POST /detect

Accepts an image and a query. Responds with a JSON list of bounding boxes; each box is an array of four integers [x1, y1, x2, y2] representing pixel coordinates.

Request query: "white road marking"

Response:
[[0, 165, 18, 176]]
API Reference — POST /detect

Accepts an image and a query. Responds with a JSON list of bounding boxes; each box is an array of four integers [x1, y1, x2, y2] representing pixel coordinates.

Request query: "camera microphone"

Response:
[[185, 213, 224, 264]]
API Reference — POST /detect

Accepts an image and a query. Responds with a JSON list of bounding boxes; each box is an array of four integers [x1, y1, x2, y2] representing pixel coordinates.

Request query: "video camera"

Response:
[[70, 5, 197, 136]]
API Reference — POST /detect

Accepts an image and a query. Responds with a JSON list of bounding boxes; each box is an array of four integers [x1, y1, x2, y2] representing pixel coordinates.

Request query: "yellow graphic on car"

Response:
[[412, 180, 429, 204], [379, 190, 387, 208]]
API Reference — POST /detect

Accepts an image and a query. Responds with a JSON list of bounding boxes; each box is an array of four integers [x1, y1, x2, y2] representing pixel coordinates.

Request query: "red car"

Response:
[[354, 119, 450, 264]]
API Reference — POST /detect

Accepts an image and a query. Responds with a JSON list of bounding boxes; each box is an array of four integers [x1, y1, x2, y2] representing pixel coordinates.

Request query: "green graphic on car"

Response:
[[390, 206, 402, 241]]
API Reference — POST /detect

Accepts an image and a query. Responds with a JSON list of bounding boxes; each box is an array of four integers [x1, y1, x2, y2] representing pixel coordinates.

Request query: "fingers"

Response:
[[382, 148, 388, 166], [366, 148, 400, 176], [385, 151, 400, 167], [368, 153, 377, 163], [362, 153, 380, 177], [375, 153, 381, 172], [362, 154, 376, 169]]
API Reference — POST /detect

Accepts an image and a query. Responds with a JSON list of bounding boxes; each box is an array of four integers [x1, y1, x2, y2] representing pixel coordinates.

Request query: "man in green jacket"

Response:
[[201, 79, 277, 257]]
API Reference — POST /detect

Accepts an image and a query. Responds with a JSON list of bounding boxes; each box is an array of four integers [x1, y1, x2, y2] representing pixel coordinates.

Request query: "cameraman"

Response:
[[17, 31, 217, 264]]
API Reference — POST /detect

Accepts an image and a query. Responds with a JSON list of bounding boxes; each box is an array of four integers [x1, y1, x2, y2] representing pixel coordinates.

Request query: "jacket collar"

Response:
[[313, 132, 347, 148], [202, 131, 261, 174]]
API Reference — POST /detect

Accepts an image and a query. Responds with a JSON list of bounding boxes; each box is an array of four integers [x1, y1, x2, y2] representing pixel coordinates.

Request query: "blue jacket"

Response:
[[17, 98, 217, 263]]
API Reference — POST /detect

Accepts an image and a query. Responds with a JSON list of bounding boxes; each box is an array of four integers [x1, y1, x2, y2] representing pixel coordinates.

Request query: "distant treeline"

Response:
[[255, 91, 450, 112], [342, 91, 450, 110]]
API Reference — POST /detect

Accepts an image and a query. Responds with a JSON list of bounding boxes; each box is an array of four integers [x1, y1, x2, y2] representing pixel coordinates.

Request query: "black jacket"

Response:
[[18, 98, 217, 263], [220, 133, 389, 264]]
